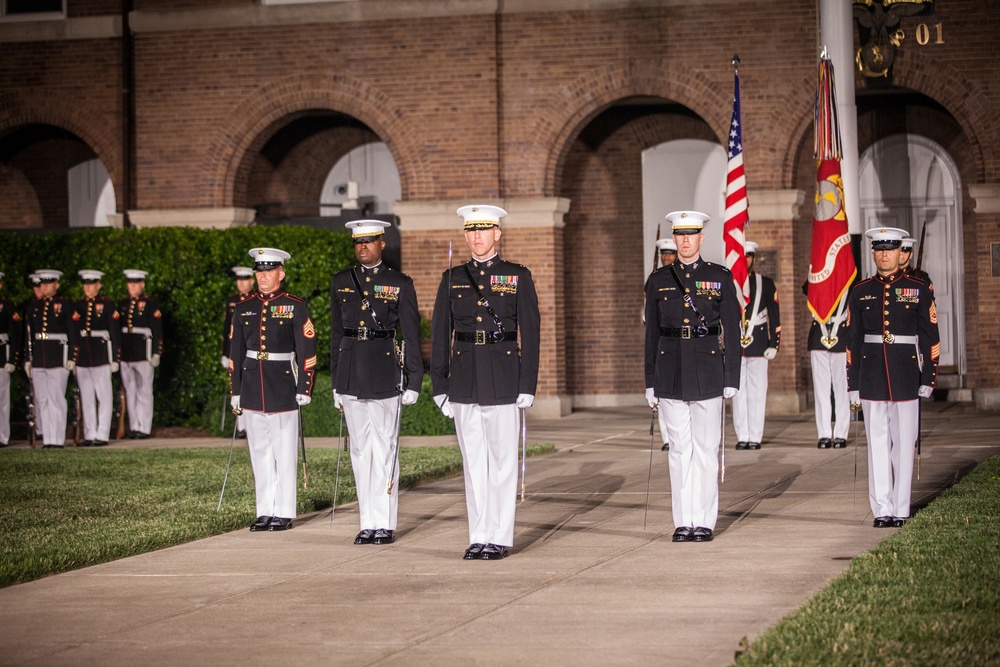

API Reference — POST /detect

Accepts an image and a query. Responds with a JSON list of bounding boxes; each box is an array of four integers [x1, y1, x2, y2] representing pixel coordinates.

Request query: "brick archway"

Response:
[[506, 61, 731, 197], [203, 74, 436, 207], [0, 91, 122, 204]]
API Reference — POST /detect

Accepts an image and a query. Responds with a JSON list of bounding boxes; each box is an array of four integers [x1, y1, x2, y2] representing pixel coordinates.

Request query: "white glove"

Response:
[[65, 360, 76, 372], [3, 363, 13, 374], [230, 395, 240, 411], [918, 385, 933, 399], [110, 362, 119, 373], [849, 390, 860, 406], [645, 387, 656, 409], [332, 390, 343, 410], [401, 389, 419, 405], [23, 362, 31, 378], [434, 394, 454, 419], [516, 393, 534, 409], [723, 387, 737, 399], [763, 347, 777, 360], [221, 355, 230, 370], [150, 354, 161, 368], [295, 394, 311, 406]]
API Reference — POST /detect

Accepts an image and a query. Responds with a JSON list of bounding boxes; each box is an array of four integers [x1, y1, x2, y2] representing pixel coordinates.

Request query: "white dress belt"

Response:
[[34, 332, 68, 342], [864, 334, 918, 345], [246, 350, 295, 361]]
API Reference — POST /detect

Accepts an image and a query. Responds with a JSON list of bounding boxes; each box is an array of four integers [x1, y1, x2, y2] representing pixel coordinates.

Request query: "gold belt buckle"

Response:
[[39, 332, 48, 340], [882, 331, 895, 344], [475, 330, 488, 345], [357, 327, 369, 341], [681, 327, 692, 340], [258, 351, 269, 361]]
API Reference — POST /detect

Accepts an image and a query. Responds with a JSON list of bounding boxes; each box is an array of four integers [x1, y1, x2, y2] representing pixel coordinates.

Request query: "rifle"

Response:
[[71, 372, 81, 447], [915, 220, 927, 271], [25, 321, 36, 448], [116, 382, 127, 440], [651, 222, 661, 269]]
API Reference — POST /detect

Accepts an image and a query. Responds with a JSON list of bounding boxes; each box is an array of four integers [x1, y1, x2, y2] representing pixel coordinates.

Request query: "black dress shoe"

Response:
[[891, 517, 907, 528], [373, 529, 395, 545], [817, 438, 832, 449], [661, 442, 670, 451], [93, 440, 108, 447], [134, 432, 150, 440], [747, 442, 761, 450], [250, 516, 272, 532], [671, 527, 693, 542], [463, 543, 486, 559], [0, 442, 7, 448], [691, 527, 714, 542], [832, 438, 847, 448], [480, 544, 509, 560], [80, 440, 94, 447], [236, 430, 247, 439], [268, 517, 293, 531], [735, 441, 749, 450], [873, 516, 893, 528], [354, 529, 375, 544], [127, 431, 138, 439]]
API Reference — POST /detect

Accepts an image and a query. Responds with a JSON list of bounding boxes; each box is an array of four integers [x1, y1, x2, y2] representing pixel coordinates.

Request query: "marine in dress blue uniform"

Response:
[[732, 241, 780, 450], [644, 211, 742, 542], [330, 220, 423, 545], [0, 272, 23, 447], [70, 270, 121, 446], [431, 205, 540, 560], [801, 277, 853, 449], [24, 270, 75, 448], [847, 227, 940, 528], [20, 274, 44, 442], [222, 266, 255, 437], [118, 270, 164, 439], [229, 248, 317, 532]]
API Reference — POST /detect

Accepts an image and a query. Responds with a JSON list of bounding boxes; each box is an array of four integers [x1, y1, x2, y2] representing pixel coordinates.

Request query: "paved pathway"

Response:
[[1, 402, 997, 666]]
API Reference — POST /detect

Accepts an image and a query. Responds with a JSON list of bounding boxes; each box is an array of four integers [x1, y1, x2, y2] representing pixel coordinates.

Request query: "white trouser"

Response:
[[810, 350, 850, 440], [453, 402, 520, 547], [732, 356, 768, 442], [34, 367, 69, 446], [120, 360, 154, 434], [862, 399, 918, 519], [342, 394, 400, 531], [77, 365, 113, 441], [659, 397, 722, 530], [0, 367, 9, 444], [244, 409, 299, 519], [657, 407, 669, 446]]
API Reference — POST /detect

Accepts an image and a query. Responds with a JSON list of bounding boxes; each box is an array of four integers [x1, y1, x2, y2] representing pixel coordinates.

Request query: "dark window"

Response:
[[4, 0, 64, 15]]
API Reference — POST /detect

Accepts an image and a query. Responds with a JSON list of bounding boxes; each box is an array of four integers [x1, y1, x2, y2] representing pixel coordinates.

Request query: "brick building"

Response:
[[2, 0, 998, 416]]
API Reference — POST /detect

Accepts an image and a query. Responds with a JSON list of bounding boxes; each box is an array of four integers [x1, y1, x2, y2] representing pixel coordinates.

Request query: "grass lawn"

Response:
[[734, 453, 1000, 667], [0, 442, 554, 587]]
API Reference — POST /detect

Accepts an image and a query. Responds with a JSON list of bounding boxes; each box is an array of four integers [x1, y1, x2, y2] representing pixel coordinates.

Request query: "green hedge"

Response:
[[1, 226, 355, 426]]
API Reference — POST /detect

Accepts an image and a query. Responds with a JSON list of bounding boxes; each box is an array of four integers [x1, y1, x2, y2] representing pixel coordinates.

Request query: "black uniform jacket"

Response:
[[644, 257, 742, 401], [846, 270, 940, 401], [229, 288, 317, 413], [430, 255, 540, 406], [71, 297, 121, 367], [118, 294, 164, 363], [25, 296, 76, 369], [329, 263, 423, 399], [0, 298, 22, 367], [222, 292, 250, 357], [741, 271, 780, 357]]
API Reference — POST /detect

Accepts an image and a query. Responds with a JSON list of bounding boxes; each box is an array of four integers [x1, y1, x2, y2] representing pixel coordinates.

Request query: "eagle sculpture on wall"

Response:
[[853, 0, 935, 79]]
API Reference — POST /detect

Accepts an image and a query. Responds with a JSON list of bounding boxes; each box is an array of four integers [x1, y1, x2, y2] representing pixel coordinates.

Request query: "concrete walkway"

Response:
[[1, 402, 998, 666]]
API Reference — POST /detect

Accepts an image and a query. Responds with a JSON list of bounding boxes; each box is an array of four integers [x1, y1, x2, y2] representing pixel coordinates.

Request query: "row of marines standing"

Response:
[[0, 269, 162, 448]]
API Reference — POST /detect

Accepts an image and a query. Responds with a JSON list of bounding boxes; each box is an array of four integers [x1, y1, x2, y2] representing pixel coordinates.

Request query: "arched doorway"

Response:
[[858, 134, 966, 374]]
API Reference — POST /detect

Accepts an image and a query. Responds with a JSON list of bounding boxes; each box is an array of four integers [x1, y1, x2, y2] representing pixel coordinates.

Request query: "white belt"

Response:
[[34, 332, 68, 342], [864, 334, 918, 345], [81, 329, 110, 340], [246, 350, 295, 361]]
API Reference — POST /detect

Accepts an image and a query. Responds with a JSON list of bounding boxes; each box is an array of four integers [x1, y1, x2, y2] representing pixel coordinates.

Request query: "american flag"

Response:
[[724, 61, 750, 309]]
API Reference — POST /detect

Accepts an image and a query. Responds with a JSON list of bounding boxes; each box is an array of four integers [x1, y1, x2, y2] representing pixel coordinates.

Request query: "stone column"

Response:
[[395, 197, 571, 419]]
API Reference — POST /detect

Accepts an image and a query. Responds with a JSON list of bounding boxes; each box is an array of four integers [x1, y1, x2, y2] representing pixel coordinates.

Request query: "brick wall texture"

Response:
[[2, 0, 999, 400]]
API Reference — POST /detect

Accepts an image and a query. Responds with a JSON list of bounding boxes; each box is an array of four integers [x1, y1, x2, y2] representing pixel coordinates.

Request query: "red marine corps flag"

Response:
[[724, 55, 750, 309], [807, 55, 857, 328]]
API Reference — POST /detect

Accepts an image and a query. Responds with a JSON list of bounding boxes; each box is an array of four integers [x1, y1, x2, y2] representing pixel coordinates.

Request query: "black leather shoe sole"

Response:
[[463, 543, 486, 559], [691, 527, 714, 542], [672, 527, 693, 542], [250, 516, 272, 532], [355, 529, 375, 544]]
